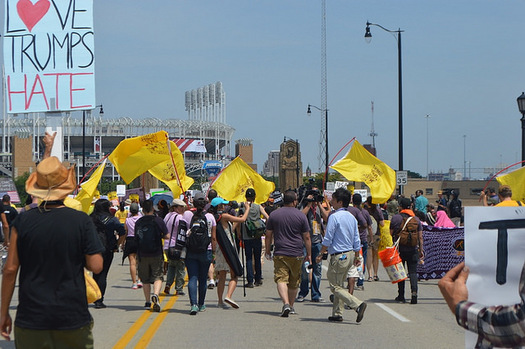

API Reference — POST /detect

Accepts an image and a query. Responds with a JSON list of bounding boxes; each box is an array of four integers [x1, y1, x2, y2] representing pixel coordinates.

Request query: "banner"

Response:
[[211, 157, 274, 204], [417, 225, 464, 280], [330, 140, 396, 204], [3, 0, 95, 113]]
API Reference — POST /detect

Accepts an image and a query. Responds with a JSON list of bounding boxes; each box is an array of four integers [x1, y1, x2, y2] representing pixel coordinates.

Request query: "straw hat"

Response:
[[25, 157, 76, 201]]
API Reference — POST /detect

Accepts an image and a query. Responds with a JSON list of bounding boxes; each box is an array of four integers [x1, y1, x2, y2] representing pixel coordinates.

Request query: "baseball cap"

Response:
[[170, 198, 187, 207], [194, 192, 206, 201], [211, 197, 229, 207]]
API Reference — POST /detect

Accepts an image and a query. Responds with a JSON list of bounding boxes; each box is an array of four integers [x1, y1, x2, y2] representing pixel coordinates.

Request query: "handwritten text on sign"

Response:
[[3, 0, 95, 113]]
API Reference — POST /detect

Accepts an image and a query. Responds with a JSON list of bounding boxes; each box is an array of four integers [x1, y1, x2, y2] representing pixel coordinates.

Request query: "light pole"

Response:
[[517, 92, 525, 166], [82, 105, 104, 180], [365, 21, 404, 192], [425, 114, 430, 179], [463, 134, 467, 180], [307, 104, 328, 189]]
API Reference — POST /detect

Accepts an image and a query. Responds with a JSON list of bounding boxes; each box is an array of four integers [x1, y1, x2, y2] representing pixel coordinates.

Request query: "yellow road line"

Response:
[[113, 279, 186, 349], [133, 294, 180, 348]]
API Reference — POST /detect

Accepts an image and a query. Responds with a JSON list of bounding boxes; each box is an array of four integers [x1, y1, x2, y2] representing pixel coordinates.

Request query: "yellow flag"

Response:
[[330, 140, 396, 204], [75, 159, 107, 213], [211, 157, 275, 204], [148, 140, 194, 198], [496, 166, 525, 202], [108, 131, 171, 184]]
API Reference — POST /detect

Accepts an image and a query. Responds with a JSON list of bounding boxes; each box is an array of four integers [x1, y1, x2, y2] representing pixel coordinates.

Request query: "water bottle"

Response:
[[304, 261, 311, 273]]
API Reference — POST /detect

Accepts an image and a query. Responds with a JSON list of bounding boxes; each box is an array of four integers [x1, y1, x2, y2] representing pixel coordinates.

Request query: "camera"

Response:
[[305, 189, 324, 203], [229, 200, 239, 210]]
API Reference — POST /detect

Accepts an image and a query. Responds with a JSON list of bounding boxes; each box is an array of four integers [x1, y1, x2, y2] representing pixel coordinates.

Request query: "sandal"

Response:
[[374, 276, 379, 281], [367, 276, 373, 282]]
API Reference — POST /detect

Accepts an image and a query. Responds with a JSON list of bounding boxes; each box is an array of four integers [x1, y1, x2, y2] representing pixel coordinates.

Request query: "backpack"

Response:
[[93, 215, 111, 252], [135, 216, 162, 255], [167, 214, 188, 260], [449, 199, 462, 217], [186, 212, 210, 253], [245, 218, 266, 238], [396, 214, 420, 247]]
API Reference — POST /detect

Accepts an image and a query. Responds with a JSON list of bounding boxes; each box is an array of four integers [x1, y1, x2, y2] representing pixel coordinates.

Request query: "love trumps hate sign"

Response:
[[3, 0, 95, 113]]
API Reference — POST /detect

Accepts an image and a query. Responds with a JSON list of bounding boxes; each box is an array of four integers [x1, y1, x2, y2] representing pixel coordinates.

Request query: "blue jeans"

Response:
[[244, 238, 262, 284], [356, 242, 368, 286], [185, 250, 212, 306], [299, 242, 322, 300]]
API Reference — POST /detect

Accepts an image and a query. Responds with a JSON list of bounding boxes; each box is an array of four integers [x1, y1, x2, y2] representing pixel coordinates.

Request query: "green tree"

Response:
[[14, 172, 30, 205], [408, 170, 423, 179], [98, 178, 129, 195]]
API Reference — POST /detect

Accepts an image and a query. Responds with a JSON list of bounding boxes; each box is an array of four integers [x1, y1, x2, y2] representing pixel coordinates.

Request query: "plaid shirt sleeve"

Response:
[[455, 265, 525, 348]]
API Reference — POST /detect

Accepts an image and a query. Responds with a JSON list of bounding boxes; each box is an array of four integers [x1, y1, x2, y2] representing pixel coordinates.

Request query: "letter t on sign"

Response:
[[478, 219, 525, 285]]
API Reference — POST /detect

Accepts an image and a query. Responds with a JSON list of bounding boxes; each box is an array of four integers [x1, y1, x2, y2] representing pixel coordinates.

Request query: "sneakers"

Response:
[[356, 302, 367, 323], [207, 279, 216, 289], [151, 294, 161, 312], [94, 301, 106, 309], [395, 295, 406, 303], [224, 297, 239, 309], [328, 315, 343, 322], [244, 282, 254, 288], [137, 281, 143, 288], [411, 295, 418, 304], [164, 286, 170, 295], [281, 304, 291, 317], [296, 296, 305, 302], [132, 283, 138, 290], [311, 298, 324, 303], [255, 280, 263, 286], [199, 305, 206, 312], [176, 290, 185, 296], [355, 285, 364, 291], [144, 302, 151, 308], [289, 307, 297, 315], [190, 305, 199, 315]]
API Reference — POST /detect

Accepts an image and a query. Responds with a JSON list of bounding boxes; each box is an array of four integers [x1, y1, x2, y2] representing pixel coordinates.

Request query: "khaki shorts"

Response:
[[273, 255, 303, 288], [138, 255, 165, 284], [15, 321, 94, 349]]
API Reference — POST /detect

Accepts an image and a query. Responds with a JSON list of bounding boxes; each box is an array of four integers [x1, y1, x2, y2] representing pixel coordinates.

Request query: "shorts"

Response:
[[124, 237, 138, 255], [15, 321, 94, 349], [273, 255, 303, 288], [369, 235, 381, 250], [138, 255, 164, 284]]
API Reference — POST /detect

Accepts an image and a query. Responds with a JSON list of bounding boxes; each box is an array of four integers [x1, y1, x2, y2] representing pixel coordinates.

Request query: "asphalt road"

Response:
[[1, 252, 465, 349]]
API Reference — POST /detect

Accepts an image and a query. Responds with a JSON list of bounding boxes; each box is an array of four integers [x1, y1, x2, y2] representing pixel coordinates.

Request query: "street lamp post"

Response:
[[82, 105, 104, 180], [307, 104, 328, 189], [365, 21, 404, 192], [517, 92, 525, 166]]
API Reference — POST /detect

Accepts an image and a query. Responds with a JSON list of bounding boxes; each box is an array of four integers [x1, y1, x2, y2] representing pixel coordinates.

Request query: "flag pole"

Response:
[[323, 137, 356, 190]]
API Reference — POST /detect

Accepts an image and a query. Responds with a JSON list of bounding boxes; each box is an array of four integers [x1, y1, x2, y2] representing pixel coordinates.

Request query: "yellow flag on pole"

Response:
[[496, 166, 525, 202], [75, 159, 107, 213], [330, 140, 396, 204], [148, 140, 194, 198], [108, 131, 170, 184], [211, 157, 275, 204]]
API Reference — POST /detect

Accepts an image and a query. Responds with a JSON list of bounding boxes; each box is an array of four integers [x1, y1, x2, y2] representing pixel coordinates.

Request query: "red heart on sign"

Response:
[[17, 0, 51, 32]]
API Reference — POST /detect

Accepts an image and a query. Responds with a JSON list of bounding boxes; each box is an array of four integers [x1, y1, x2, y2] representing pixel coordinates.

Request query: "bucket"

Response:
[[378, 245, 408, 284], [384, 262, 408, 284]]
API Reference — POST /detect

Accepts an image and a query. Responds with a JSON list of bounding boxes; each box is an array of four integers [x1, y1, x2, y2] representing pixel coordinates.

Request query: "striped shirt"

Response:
[[456, 261, 525, 348]]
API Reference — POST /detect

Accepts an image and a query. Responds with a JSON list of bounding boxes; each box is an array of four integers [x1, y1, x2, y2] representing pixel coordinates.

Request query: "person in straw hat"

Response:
[[0, 156, 104, 347]]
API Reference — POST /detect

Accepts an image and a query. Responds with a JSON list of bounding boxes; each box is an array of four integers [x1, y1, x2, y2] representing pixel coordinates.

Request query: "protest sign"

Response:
[[464, 206, 525, 348], [3, 0, 95, 113]]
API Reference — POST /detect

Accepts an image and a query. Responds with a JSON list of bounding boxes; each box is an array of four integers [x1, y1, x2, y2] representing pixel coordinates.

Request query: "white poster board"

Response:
[[116, 185, 126, 197], [4, 0, 95, 113], [464, 206, 525, 348]]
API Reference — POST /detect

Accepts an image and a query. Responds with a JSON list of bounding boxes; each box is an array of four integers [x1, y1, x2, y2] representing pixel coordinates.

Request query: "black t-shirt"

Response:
[[13, 207, 104, 330], [2, 203, 18, 225]]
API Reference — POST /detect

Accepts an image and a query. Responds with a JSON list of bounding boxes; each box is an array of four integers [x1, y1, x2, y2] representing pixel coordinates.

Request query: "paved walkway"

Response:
[[1, 252, 464, 348]]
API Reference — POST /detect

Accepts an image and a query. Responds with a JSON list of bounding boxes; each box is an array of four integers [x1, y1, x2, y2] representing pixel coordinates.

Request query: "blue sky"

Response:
[[5, 1, 525, 179]]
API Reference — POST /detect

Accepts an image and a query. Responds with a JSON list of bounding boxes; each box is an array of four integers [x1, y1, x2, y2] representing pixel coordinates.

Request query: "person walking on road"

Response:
[[316, 188, 367, 323], [124, 203, 144, 289], [0, 156, 104, 347], [135, 200, 169, 312], [265, 190, 311, 317], [163, 199, 188, 296]]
